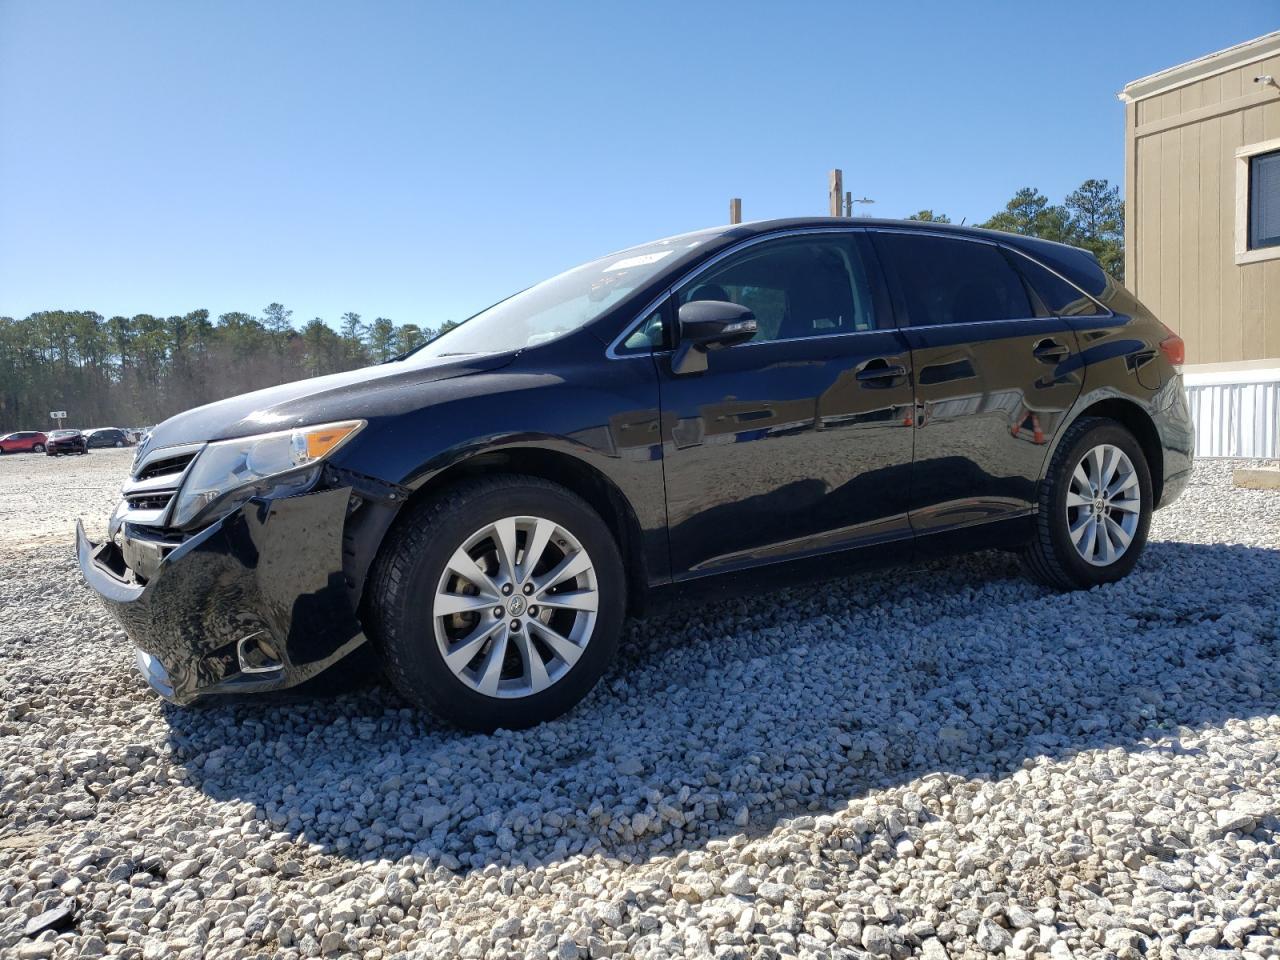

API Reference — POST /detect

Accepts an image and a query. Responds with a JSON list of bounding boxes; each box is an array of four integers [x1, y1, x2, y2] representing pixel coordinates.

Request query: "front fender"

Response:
[[328, 350, 668, 585]]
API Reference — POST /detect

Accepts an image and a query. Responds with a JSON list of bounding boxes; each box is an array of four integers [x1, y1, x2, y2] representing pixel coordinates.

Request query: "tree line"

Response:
[[906, 178, 1125, 280], [0, 305, 458, 432], [1, 178, 1123, 433]]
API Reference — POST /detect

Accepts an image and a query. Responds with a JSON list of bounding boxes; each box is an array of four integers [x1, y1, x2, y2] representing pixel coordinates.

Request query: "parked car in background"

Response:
[[0, 431, 47, 454], [78, 217, 1193, 731], [86, 427, 132, 449], [46, 429, 88, 456]]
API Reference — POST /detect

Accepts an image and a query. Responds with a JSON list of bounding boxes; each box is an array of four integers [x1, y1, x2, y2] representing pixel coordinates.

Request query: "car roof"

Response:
[[721, 216, 1087, 256], [686, 217, 1107, 291]]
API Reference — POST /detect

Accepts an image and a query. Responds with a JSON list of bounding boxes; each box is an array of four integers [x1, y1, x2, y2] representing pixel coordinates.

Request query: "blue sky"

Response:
[[0, 1, 1274, 330]]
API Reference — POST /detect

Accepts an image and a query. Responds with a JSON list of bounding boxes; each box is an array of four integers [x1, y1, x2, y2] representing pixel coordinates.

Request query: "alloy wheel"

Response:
[[1065, 443, 1142, 567], [433, 515, 599, 698]]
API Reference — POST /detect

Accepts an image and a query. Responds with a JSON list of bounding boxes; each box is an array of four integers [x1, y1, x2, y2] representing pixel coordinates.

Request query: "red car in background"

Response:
[[46, 430, 89, 456], [0, 431, 48, 454]]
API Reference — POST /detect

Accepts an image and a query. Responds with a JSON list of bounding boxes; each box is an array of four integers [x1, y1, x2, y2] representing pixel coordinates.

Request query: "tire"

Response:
[[365, 475, 625, 731], [1020, 417, 1153, 590], [115, 440, 123, 447], [32, 444, 44, 453]]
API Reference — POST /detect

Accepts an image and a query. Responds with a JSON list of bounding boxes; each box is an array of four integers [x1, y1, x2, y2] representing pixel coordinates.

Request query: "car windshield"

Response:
[[404, 228, 725, 363], [50, 430, 77, 438]]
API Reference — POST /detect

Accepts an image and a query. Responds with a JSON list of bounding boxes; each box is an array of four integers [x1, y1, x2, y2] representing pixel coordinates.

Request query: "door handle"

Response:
[[856, 359, 907, 384], [1033, 338, 1069, 362]]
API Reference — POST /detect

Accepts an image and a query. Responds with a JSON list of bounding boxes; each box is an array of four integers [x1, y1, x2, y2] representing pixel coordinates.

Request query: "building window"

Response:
[[1249, 150, 1280, 251], [1236, 138, 1280, 264]]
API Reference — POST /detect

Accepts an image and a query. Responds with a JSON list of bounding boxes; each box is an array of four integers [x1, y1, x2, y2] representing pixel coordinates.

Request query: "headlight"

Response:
[[170, 420, 365, 528]]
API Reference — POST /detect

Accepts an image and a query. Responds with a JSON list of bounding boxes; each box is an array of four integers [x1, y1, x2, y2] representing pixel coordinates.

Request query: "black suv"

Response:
[[79, 218, 1193, 729], [86, 427, 132, 449]]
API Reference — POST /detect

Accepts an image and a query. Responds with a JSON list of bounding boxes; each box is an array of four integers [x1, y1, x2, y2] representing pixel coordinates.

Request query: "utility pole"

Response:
[[729, 198, 742, 225], [828, 169, 843, 217]]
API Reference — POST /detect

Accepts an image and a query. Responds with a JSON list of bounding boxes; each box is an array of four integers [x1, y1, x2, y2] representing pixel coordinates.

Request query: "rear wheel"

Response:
[[366, 476, 625, 730], [1020, 417, 1153, 590], [32, 443, 44, 453]]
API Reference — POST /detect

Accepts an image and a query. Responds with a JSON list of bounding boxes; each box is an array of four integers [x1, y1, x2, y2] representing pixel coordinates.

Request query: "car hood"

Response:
[[141, 352, 514, 452]]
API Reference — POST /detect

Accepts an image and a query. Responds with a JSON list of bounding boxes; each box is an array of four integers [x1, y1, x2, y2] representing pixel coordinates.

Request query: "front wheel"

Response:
[[1020, 417, 1153, 590], [365, 476, 625, 731], [32, 444, 44, 453]]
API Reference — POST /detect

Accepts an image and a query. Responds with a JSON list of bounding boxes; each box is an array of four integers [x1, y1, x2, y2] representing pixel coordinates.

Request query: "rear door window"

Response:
[[872, 232, 1033, 326]]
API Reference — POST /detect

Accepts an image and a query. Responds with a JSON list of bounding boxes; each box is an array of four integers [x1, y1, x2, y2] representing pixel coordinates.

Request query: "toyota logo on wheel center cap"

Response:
[[507, 596, 526, 617]]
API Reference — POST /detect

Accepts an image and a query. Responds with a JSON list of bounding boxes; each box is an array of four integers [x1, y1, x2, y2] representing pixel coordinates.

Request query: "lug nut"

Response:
[[501, 583, 513, 596], [493, 606, 504, 618], [527, 605, 539, 617], [523, 583, 533, 595], [510, 619, 521, 631]]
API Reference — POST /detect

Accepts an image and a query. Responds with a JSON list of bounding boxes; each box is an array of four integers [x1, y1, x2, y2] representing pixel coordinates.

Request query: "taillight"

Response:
[[1158, 332, 1185, 367]]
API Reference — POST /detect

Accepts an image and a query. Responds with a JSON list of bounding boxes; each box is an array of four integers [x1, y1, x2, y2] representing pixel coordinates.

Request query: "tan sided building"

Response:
[[1121, 32, 1280, 457]]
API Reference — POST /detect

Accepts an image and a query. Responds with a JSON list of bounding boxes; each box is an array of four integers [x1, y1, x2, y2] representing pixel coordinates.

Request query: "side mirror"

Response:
[[672, 300, 757, 375]]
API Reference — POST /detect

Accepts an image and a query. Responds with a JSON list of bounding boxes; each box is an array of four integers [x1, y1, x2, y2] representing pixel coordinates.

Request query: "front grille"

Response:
[[125, 493, 173, 512], [115, 441, 205, 530], [134, 452, 196, 482]]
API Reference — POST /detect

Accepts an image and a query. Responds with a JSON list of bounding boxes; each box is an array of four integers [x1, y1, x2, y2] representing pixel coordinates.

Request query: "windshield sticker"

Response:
[[605, 251, 674, 271]]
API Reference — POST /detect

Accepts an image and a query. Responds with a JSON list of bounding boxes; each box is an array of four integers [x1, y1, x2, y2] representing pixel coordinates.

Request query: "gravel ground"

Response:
[[1, 451, 1278, 960]]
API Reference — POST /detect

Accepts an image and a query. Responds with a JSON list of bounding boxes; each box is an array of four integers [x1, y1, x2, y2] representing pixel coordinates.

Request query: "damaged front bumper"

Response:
[[77, 485, 374, 704]]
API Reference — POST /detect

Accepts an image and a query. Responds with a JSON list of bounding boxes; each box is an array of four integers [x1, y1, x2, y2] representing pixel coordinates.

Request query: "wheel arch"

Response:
[[383, 445, 651, 616], [1050, 396, 1164, 506]]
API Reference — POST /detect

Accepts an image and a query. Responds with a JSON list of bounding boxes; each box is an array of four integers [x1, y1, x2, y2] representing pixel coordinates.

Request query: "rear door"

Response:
[[655, 230, 916, 577], [870, 229, 1084, 535]]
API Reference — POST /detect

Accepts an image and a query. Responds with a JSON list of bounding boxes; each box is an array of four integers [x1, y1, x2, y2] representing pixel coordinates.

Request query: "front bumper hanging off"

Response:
[[76, 485, 371, 704]]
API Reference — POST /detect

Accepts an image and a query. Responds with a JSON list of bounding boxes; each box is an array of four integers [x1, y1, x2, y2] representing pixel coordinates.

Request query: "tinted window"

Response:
[[874, 233, 1033, 326], [1004, 249, 1102, 317], [676, 234, 876, 343], [1250, 149, 1280, 250]]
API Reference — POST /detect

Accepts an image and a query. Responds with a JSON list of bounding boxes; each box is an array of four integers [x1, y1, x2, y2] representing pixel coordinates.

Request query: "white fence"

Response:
[[1183, 365, 1280, 459]]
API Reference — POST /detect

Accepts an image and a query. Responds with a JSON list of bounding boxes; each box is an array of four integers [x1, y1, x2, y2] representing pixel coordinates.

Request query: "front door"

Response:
[[655, 231, 916, 578], [870, 229, 1084, 534]]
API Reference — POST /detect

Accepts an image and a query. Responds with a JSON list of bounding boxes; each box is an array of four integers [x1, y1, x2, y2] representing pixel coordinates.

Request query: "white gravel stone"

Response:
[[1, 451, 1278, 960], [976, 918, 1013, 951], [164, 859, 200, 880]]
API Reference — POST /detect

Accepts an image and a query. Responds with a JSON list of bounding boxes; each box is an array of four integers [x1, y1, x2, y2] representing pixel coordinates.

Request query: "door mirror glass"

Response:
[[672, 300, 757, 375]]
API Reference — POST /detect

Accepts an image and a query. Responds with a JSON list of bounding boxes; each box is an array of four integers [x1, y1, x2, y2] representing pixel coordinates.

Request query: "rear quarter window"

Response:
[[1004, 249, 1105, 317]]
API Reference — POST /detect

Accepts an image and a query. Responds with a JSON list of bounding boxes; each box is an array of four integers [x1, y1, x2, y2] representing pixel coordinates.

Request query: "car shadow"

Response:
[[163, 539, 1280, 875]]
